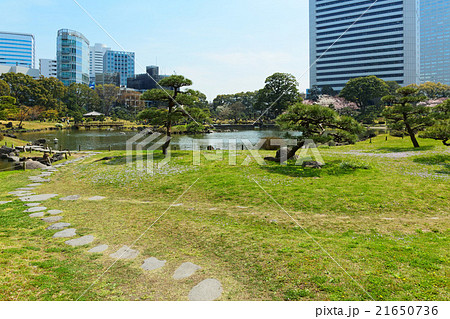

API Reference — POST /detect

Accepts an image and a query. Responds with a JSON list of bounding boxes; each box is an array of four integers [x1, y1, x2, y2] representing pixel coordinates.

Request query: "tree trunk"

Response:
[[264, 140, 305, 163], [404, 115, 420, 148]]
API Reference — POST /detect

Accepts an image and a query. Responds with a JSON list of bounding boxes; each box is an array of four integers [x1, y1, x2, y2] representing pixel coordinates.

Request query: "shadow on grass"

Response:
[[97, 151, 188, 166], [413, 154, 450, 175], [260, 160, 370, 178], [376, 145, 434, 153]]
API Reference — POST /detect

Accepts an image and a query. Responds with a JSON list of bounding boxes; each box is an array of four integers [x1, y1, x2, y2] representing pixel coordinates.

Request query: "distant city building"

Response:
[[103, 50, 135, 87], [56, 29, 90, 86], [309, 0, 420, 91], [95, 72, 120, 86], [420, 0, 450, 85], [0, 31, 35, 68], [89, 43, 110, 83], [127, 66, 168, 92], [0, 65, 40, 79], [39, 58, 57, 78]]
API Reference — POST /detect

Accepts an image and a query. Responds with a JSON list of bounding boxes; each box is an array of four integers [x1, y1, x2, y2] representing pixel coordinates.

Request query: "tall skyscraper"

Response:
[[103, 50, 135, 87], [0, 31, 35, 68], [89, 43, 110, 83], [309, 0, 420, 91], [56, 29, 90, 86], [39, 58, 57, 78], [420, 0, 450, 85]]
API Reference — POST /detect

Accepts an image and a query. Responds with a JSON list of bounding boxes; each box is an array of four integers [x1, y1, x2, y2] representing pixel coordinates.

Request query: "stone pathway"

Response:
[[88, 196, 106, 201], [188, 279, 223, 301], [5, 154, 224, 301], [65, 235, 95, 247], [47, 223, 71, 230], [20, 194, 58, 202], [42, 216, 63, 223], [110, 246, 139, 260], [173, 262, 202, 280], [53, 228, 77, 238], [24, 203, 41, 207], [60, 195, 81, 201], [141, 257, 166, 271], [47, 209, 63, 215], [24, 206, 47, 213], [88, 244, 108, 253]]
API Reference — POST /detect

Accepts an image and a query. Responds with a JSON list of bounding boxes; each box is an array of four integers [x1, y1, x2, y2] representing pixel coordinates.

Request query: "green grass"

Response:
[[0, 134, 448, 300]]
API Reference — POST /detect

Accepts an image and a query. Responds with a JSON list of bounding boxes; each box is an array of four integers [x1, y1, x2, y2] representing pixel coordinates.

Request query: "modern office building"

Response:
[[309, 0, 420, 91], [0, 65, 40, 79], [420, 0, 450, 85], [103, 50, 135, 87], [39, 58, 57, 78], [56, 29, 90, 86], [89, 43, 110, 83], [127, 65, 168, 92], [0, 31, 35, 68]]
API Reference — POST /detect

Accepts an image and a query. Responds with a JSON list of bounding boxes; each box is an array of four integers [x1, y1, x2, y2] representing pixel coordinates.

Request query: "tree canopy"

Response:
[[339, 76, 390, 111], [139, 75, 210, 154], [268, 103, 364, 162], [420, 99, 450, 146], [255, 73, 302, 120], [382, 86, 431, 148]]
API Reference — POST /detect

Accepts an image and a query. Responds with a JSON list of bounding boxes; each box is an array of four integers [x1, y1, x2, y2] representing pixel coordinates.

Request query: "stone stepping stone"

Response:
[[24, 203, 41, 207], [173, 262, 202, 280], [27, 183, 42, 187], [141, 257, 166, 271], [16, 188, 35, 191], [88, 244, 109, 253], [88, 196, 106, 201], [172, 203, 183, 207], [236, 206, 248, 209], [20, 194, 58, 202], [47, 210, 63, 215], [0, 201, 12, 205], [47, 223, 71, 230], [109, 246, 139, 260], [24, 207, 47, 213], [60, 195, 80, 201], [9, 191, 34, 196], [188, 279, 223, 301], [29, 212, 45, 218], [65, 235, 95, 247], [28, 177, 50, 183], [42, 216, 63, 223], [53, 228, 77, 238]]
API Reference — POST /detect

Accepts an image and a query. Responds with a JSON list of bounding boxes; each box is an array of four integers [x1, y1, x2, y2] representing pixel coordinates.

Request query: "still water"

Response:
[[16, 129, 302, 151]]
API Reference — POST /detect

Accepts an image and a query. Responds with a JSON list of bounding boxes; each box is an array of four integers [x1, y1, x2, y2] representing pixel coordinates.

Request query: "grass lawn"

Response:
[[0, 120, 68, 131], [0, 134, 448, 301]]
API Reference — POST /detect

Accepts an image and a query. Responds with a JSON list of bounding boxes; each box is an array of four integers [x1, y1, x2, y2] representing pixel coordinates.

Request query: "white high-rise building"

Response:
[[309, 0, 420, 91], [39, 58, 57, 78], [89, 43, 110, 83]]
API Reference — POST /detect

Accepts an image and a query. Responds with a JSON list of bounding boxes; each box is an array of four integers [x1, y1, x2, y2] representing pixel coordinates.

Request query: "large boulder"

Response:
[[24, 160, 48, 170]]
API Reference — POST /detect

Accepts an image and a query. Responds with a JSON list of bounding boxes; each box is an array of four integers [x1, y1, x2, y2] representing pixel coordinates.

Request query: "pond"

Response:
[[16, 129, 303, 151]]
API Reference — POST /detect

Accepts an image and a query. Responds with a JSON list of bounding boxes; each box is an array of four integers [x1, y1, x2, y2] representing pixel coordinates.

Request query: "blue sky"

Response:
[[0, 0, 310, 100]]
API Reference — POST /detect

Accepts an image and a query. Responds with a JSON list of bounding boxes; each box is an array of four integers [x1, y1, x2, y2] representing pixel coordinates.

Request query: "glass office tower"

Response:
[[56, 29, 90, 86], [420, 0, 450, 85], [309, 0, 420, 91], [103, 50, 135, 87], [0, 31, 35, 68]]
